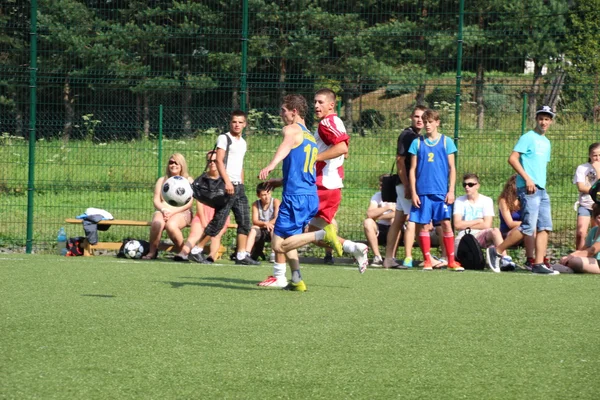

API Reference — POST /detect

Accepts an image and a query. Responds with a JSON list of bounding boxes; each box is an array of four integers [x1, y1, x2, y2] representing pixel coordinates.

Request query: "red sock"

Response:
[[443, 232, 456, 264], [419, 231, 431, 263]]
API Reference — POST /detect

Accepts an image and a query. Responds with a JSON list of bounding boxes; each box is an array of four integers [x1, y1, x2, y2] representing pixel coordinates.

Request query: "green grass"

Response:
[[1, 255, 599, 399]]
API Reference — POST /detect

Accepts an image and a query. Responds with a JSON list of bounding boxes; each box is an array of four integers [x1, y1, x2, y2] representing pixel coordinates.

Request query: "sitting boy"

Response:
[[363, 174, 396, 266], [453, 173, 515, 272], [244, 182, 281, 262]]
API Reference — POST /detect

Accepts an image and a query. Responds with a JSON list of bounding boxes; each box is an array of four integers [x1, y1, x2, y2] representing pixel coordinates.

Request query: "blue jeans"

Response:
[[517, 187, 552, 236]]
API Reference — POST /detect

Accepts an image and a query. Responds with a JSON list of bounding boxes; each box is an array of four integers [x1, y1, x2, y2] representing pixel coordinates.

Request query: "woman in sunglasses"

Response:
[[452, 173, 515, 272], [143, 153, 194, 259]]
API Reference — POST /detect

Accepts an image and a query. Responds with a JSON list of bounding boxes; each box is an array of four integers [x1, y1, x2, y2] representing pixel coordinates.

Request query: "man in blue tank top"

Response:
[[408, 109, 463, 271], [258, 94, 342, 291]]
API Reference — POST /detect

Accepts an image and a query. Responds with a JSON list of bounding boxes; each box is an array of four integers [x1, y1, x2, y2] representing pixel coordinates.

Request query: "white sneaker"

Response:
[[370, 255, 383, 267], [353, 243, 369, 274], [257, 276, 288, 287]]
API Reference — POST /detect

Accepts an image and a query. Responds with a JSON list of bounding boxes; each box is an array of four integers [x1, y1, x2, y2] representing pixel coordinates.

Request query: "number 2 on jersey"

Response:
[[428, 152, 434, 162], [303, 145, 318, 173]]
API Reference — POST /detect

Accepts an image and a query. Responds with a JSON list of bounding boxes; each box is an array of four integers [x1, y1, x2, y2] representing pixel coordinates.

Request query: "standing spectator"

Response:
[[306, 88, 369, 273], [383, 106, 426, 268], [573, 142, 600, 250], [453, 173, 515, 272], [245, 182, 280, 261], [143, 153, 194, 259], [257, 94, 341, 290], [364, 174, 396, 266], [408, 109, 463, 271], [179, 110, 257, 265], [486, 105, 558, 275], [174, 151, 230, 263]]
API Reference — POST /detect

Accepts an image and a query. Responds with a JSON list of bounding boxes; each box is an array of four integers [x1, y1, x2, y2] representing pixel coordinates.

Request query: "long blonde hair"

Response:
[[164, 153, 190, 178]]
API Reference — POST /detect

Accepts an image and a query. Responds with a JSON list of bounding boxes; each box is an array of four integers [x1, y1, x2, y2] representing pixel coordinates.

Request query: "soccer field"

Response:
[[1, 255, 599, 399]]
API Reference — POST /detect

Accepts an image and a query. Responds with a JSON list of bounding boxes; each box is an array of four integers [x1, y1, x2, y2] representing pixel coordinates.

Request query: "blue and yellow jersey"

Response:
[[282, 123, 318, 196]]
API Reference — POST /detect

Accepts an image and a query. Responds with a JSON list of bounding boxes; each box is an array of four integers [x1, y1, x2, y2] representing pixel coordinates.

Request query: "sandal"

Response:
[[431, 256, 448, 269]]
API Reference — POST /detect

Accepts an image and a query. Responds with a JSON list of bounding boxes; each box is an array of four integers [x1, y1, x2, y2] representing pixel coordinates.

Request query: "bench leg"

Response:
[[82, 239, 93, 256]]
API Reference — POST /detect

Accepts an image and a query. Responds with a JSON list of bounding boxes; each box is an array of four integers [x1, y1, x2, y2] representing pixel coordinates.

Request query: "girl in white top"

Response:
[[573, 142, 600, 250]]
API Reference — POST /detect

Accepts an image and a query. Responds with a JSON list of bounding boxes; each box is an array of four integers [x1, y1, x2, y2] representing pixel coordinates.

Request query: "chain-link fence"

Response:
[[1, 0, 598, 256]]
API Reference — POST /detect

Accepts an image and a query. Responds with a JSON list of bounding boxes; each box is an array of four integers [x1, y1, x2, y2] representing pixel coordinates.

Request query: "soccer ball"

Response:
[[162, 175, 193, 207], [123, 240, 144, 259]]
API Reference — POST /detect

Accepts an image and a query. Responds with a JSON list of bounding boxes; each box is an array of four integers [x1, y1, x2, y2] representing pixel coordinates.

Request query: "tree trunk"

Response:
[[143, 94, 150, 139], [416, 84, 426, 105], [182, 86, 192, 135], [475, 61, 485, 131], [279, 57, 286, 101], [63, 76, 74, 142], [528, 62, 543, 120], [232, 86, 240, 110]]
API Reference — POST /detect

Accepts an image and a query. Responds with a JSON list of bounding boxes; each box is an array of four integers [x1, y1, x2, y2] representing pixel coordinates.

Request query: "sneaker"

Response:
[[447, 261, 464, 272], [422, 261, 433, 271], [173, 255, 189, 262], [500, 255, 516, 272], [323, 254, 335, 265], [402, 257, 413, 268], [235, 255, 260, 265], [524, 257, 535, 271], [188, 252, 205, 263], [257, 276, 287, 287], [370, 255, 383, 267], [323, 224, 343, 257], [283, 280, 307, 292], [269, 252, 275, 263], [531, 263, 559, 275], [353, 243, 369, 274], [485, 247, 501, 273]]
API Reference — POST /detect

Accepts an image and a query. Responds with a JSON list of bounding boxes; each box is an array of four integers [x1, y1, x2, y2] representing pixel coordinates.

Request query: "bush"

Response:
[[358, 109, 386, 129], [384, 83, 414, 98], [425, 87, 456, 107]]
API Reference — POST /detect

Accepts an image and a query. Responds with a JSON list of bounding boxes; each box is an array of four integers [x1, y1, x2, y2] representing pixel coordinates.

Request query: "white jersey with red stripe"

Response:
[[314, 114, 350, 189]]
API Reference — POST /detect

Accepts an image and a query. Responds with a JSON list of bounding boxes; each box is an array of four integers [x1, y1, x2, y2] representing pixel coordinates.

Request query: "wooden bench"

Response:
[[65, 218, 237, 258]]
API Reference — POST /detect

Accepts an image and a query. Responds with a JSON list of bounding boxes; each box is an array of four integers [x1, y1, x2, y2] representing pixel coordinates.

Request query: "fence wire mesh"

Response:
[[1, 0, 598, 256]]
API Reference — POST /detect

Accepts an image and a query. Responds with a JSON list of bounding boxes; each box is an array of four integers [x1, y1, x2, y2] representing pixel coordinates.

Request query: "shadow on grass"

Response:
[[159, 276, 260, 291], [81, 294, 116, 298]]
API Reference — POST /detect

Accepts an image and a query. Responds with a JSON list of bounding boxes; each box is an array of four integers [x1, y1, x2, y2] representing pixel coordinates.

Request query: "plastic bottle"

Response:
[[57, 227, 67, 256]]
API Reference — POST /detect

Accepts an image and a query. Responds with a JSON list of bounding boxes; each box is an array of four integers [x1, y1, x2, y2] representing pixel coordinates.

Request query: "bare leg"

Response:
[[165, 213, 189, 253], [383, 210, 407, 267], [567, 256, 600, 274], [144, 211, 165, 259], [534, 230, 549, 265], [245, 226, 260, 253], [363, 218, 381, 258], [497, 227, 524, 254], [576, 215, 590, 250], [178, 217, 203, 257]]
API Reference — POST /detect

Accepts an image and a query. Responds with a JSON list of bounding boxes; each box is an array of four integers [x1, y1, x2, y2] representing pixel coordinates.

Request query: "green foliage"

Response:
[[358, 109, 386, 129], [425, 87, 456, 107]]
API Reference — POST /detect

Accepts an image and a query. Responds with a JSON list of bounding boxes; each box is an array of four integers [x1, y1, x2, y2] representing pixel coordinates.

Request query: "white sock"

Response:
[[190, 246, 202, 255], [342, 240, 356, 254], [236, 251, 246, 260], [314, 230, 325, 241], [273, 263, 286, 279]]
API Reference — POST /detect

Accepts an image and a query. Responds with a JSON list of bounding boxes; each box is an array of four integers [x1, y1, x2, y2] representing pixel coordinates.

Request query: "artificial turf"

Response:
[[1, 254, 599, 399]]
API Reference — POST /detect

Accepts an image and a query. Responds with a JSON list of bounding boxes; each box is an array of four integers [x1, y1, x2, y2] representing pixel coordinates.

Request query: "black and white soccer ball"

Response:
[[123, 240, 144, 259], [162, 175, 193, 207]]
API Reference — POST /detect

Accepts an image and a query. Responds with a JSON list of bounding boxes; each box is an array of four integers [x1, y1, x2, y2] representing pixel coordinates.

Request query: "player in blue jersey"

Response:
[[408, 108, 463, 271], [258, 94, 341, 291]]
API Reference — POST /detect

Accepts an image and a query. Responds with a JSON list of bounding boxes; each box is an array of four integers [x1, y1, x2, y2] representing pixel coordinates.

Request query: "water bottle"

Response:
[[57, 227, 67, 256]]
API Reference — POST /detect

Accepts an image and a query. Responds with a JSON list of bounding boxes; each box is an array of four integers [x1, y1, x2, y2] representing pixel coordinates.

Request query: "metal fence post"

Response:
[[453, 0, 465, 168], [240, 0, 249, 112], [521, 92, 528, 135], [26, 0, 38, 254], [158, 105, 163, 179]]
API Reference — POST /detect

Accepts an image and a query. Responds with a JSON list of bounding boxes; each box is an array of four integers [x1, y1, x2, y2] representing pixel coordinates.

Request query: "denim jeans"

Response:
[[517, 186, 553, 236]]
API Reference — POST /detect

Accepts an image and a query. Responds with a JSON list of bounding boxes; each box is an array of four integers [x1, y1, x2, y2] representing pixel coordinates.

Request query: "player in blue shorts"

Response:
[[258, 94, 341, 291], [408, 108, 463, 271]]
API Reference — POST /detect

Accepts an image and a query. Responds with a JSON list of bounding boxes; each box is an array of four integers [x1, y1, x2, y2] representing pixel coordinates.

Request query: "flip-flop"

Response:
[[431, 256, 448, 269]]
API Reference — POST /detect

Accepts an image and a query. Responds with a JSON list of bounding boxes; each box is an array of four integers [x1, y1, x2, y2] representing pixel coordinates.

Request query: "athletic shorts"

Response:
[[315, 187, 341, 224], [409, 194, 451, 225], [395, 184, 412, 214], [376, 223, 390, 246], [275, 194, 319, 239]]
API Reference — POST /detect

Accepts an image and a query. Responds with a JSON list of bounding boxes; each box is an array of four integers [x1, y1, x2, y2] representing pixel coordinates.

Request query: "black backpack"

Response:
[[456, 228, 485, 270], [66, 236, 85, 256]]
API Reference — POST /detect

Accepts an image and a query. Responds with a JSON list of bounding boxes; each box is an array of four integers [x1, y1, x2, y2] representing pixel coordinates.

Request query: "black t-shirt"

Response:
[[396, 126, 419, 177]]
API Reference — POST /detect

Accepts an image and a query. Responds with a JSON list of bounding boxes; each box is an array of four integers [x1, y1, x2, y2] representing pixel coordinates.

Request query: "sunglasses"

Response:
[[168, 160, 178, 165], [463, 182, 477, 188], [207, 159, 217, 163]]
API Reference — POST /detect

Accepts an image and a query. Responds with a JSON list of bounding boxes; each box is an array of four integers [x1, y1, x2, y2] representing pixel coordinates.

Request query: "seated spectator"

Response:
[[559, 203, 600, 274], [143, 153, 194, 259], [573, 143, 600, 250], [364, 174, 396, 266], [174, 151, 229, 263], [245, 182, 280, 262], [497, 174, 535, 269], [453, 173, 515, 272]]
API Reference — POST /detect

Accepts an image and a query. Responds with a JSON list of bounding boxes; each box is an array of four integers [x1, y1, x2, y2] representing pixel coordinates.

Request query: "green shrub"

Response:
[[358, 109, 386, 129]]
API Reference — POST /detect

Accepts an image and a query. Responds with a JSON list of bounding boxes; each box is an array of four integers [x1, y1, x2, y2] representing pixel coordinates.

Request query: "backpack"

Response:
[[66, 236, 85, 256], [456, 228, 485, 270]]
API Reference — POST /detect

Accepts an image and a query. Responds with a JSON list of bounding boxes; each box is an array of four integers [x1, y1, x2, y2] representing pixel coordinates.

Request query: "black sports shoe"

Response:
[[323, 254, 335, 265], [235, 255, 260, 265], [188, 252, 206, 263], [531, 263, 559, 275]]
